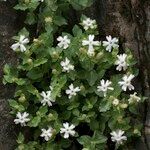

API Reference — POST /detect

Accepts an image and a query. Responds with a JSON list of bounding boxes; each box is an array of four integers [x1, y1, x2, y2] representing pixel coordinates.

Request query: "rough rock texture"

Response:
[[0, 0, 19, 149], [0, 0, 149, 149]]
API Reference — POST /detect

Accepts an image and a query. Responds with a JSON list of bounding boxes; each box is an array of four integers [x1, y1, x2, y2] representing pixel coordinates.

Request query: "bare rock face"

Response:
[[0, 0, 19, 149]]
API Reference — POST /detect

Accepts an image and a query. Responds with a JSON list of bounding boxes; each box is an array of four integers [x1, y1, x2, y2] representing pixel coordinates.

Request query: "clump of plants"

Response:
[[3, 0, 145, 149]]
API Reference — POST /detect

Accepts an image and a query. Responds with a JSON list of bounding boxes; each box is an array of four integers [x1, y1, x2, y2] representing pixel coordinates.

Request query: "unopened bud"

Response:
[[120, 103, 128, 109], [117, 116, 123, 123], [80, 85, 85, 91], [45, 17, 53, 23], [51, 51, 59, 59], [18, 94, 26, 103], [52, 69, 58, 75], [79, 48, 86, 54], [27, 58, 32, 64], [47, 113, 54, 121], [96, 52, 103, 60]]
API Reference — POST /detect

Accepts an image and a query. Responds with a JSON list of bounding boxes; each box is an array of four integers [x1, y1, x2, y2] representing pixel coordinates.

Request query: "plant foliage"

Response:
[[3, 0, 145, 149]]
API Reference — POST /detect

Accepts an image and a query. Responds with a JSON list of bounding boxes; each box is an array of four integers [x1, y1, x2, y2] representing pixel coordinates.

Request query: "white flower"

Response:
[[40, 127, 53, 141], [60, 122, 75, 139], [82, 35, 100, 56], [14, 112, 30, 126], [118, 74, 135, 91], [66, 84, 80, 99], [39, 0, 44, 2], [82, 18, 96, 30], [102, 35, 119, 52], [110, 130, 127, 145], [128, 92, 141, 104], [61, 57, 74, 73], [40, 91, 55, 107], [115, 54, 128, 71], [112, 99, 119, 106], [97, 79, 114, 97], [11, 35, 29, 52], [57, 35, 70, 49]]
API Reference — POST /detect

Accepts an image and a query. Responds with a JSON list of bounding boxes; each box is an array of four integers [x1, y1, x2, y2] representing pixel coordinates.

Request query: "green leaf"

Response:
[[25, 12, 37, 25], [90, 119, 99, 130], [67, 102, 80, 110], [109, 75, 122, 97], [77, 135, 91, 146], [72, 25, 82, 36], [78, 0, 93, 7], [17, 132, 24, 144], [3, 64, 18, 84], [33, 58, 48, 67], [27, 68, 43, 80], [3, 64, 10, 74], [60, 138, 71, 148], [72, 109, 80, 116], [92, 131, 107, 144], [14, 4, 28, 11], [85, 71, 98, 86], [3, 75, 16, 84], [54, 16, 67, 26], [51, 75, 67, 99], [18, 28, 29, 37], [37, 106, 48, 117], [9, 99, 25, 111], [99, 99, 111, 112], [69, 0, 93, 10], [16, 78, 28, 85], [78, 132, 107, 149], [25, 84, 40, 98], [82, 97, 97, 111], [28, 116, 41, 127], [80, 57, 95, 71]]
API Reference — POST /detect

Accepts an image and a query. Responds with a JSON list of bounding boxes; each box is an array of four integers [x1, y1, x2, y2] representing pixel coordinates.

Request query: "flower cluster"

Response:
[[5, 7, 144, 149]]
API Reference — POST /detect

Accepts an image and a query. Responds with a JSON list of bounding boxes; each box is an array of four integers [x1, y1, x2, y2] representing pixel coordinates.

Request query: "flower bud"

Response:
[[18, 144, 25, 150], [18, 94, 26, 103], [96, 52, 103, 60], [80, 85, 85, 91], [27, 58, 33, 64], [133, 129, 141, 136], [33, 38, 39, 43], [47, 113, 54, 121], [112, 99, 119, 106], [25, 50, 31, 56], [12, 77, 17, 82], [120, 103, 128, 109], [79, 48, 86, 54], [117, 116, 123, 123], [52, 69, 58, 75], [51, 51, 59, 59], [45, 17, 53, 23], [33, 38, 42, 46]]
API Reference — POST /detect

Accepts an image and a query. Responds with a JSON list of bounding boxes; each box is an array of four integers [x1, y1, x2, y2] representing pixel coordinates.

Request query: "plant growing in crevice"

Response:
[[3, 0, 145, 149]]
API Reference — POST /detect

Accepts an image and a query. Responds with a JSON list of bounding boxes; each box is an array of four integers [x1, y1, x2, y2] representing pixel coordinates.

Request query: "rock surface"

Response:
[[0, 0, 19, 149]]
